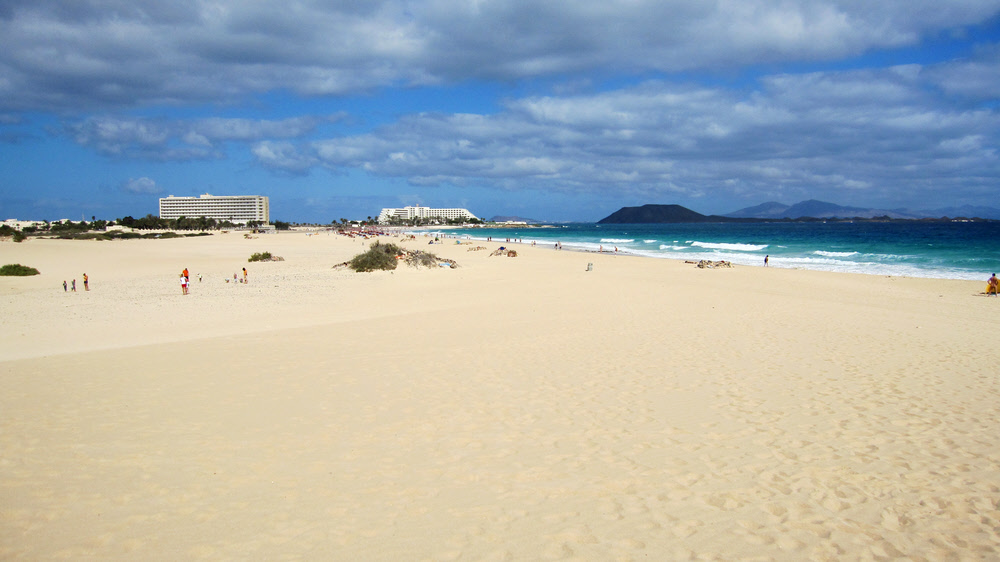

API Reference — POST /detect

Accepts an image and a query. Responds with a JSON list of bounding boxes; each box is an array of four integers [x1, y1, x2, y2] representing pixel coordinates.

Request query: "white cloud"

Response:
[[246, 61, 999, 206], [251, 141, 318, 173], [121, 176, 161, 194], [66, 115, 328, 159]]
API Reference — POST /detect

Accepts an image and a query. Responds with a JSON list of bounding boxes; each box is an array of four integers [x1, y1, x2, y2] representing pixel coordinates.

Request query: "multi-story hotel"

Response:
[[159, 194, 269, 224], [377, 206, 478, 224]]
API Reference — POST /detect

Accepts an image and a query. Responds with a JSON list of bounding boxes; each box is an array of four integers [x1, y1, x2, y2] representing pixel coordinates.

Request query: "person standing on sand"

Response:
[[242, 267, 247, 284], [764, 255, 769, 267], [63, 280, 67, 292], [83, 273, 89, 291], [988, 273, 998, 296], [71, 279, 76, 292]]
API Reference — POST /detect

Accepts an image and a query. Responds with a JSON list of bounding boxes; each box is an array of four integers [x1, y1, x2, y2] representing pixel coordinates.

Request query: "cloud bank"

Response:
[[2, 0, 998, 111], [250, 58, 999, 207]]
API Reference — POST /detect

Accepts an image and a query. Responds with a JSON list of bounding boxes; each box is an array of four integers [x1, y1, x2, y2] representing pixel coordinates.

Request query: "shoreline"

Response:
[[413, 223, 998, 282]]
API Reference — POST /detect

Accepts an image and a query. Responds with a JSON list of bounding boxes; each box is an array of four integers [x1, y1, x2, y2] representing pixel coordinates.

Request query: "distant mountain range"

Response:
[[724, 199, 1000, 220], [597, 200, 1000, 224]]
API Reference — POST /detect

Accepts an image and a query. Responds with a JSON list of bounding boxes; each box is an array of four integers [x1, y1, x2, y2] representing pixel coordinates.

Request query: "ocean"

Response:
[[427, 221, 1000, 281]]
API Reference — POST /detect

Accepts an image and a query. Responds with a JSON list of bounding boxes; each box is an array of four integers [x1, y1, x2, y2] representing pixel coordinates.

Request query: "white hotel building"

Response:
[[377, 206, 478, 224], [159, 194, 269, 224]]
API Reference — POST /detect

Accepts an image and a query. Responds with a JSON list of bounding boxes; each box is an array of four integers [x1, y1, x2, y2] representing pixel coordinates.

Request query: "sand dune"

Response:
[[2, 232, 998, 560]]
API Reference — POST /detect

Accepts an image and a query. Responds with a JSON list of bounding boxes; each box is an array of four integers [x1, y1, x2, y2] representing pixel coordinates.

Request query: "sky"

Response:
[[1, 1, 999, 223]]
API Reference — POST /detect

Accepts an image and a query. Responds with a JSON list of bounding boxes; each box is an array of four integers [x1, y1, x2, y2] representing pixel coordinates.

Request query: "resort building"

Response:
[[159, 194, 269, 225], [2, 219, 45, 231], [377, 206, 478, 224]]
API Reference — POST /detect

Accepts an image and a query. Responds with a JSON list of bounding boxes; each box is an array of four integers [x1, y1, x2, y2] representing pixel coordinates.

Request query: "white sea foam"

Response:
[[600, 238, 634, 243], [643, 239, 657, 244], [690, 241, 768, 252], [659, 245, 689, 251], [813, 250, 858, 258]]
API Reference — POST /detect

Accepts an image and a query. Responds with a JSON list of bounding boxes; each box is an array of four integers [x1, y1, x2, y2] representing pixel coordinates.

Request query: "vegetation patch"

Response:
[[248, 251, 274, 262], [1, 225, 28, 242], [404, 250, 456, 269], [0, 264, 40, 276], [343, 242, 457, 272], [56, 232, 111, 241], [349, 242, 402, 272]]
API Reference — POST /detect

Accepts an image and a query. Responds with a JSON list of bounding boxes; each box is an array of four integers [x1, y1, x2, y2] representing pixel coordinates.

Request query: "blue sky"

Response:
[[1, 1, 999, 223]]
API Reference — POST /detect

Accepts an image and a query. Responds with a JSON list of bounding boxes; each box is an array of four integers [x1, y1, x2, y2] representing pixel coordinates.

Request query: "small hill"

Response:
[[597, 204, 715, 224]]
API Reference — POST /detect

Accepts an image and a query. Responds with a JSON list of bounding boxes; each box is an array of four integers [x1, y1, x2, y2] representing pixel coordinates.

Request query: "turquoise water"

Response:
[[430, 221, 1000, 281]]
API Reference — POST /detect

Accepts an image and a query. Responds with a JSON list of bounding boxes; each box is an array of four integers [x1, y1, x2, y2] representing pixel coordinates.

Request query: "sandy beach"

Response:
[[1, 231, 998, 560]]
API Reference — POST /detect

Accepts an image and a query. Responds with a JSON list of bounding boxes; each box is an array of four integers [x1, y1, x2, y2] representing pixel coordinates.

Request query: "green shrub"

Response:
[[248, 251, 273, 262], [405, 250, 444, 268], [349, 242, 401, 272], [12, 231, 26, 242], [56, 232, 110, 241], [0, 264, 40, 276]]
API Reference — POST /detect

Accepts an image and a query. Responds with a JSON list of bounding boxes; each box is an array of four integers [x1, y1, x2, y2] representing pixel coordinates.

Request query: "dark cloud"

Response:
[[2, 1, 999, 111]]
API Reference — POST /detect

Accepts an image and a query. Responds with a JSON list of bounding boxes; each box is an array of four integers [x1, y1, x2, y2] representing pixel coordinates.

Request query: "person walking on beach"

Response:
[[83, 273, 89, 291], [63, 280, 67, 292], [180, 273, 188, 295], [764, 255, 769, 267], [242, 267, 248, 284], [71, 279, 76, 292], [988, 273, 998, 296]]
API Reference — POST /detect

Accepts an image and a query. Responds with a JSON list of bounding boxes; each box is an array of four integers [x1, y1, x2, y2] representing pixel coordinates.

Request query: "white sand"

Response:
[[1, 232, 998, 560]]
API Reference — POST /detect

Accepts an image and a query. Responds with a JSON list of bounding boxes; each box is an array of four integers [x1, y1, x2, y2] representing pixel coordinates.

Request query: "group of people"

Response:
[[62, 273, 88, 292], [180, 267, 250, 292], [180, 268, 190, 295], [224, 267, 249, 284]]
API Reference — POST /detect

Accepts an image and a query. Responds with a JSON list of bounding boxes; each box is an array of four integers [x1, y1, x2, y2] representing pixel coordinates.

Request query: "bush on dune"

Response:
[[0, 264, 40, 276], [349, 242, 401, 272]]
